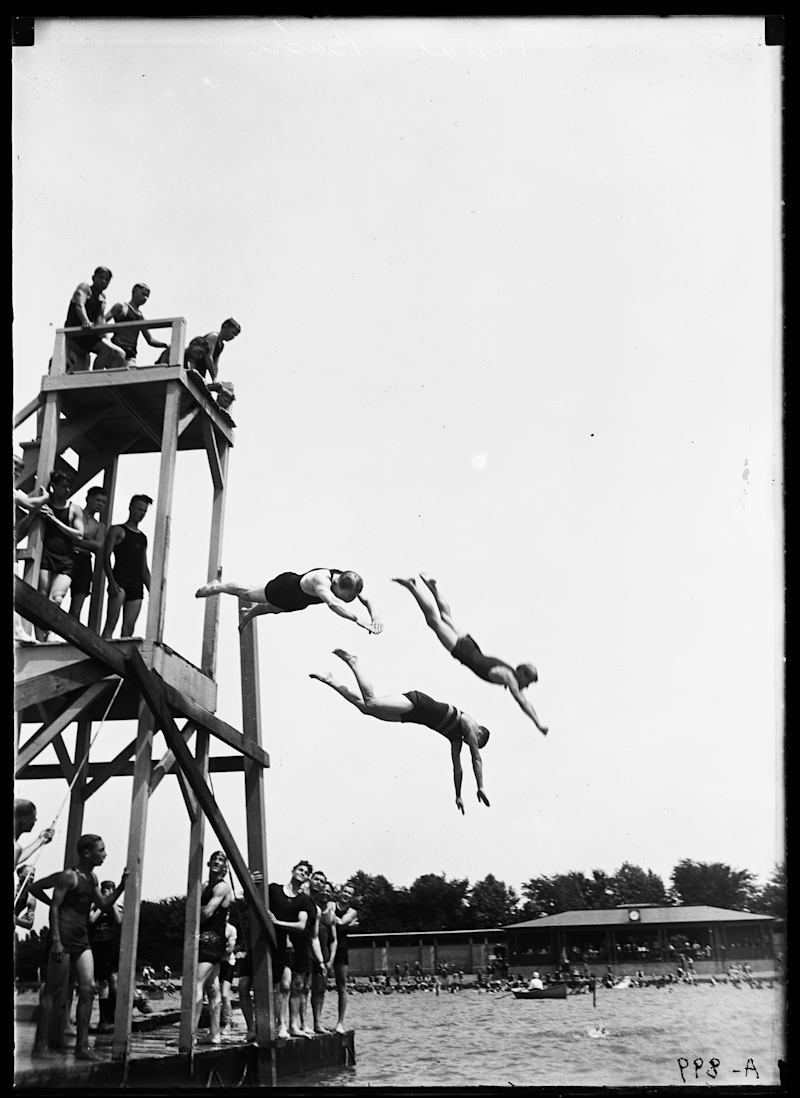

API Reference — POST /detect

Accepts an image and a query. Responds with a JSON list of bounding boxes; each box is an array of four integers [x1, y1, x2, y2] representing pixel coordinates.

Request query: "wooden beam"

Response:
[[56, 405, 114, 454], [14, 394, 43, 429], [70, 436, 138, 495], [201, 442, 229, 676], [15, 660, 111, 711], [110, 388, 163, 448], [201, 415, 224, 491], [175, 767, 199, 824], [42, 365, 182, 394], [179, 726, 209, 1052], [22, 391, 60, 591], [51, 734, 76, 784], [177, 407, 200, 437], [14, 579, 269, 767], [15, 680, 118, 775], [239, 598, 276, 1060], [150, 721, 197, 793], [146, 379, 180, 643], [127, 651, 276, 950], [19, 756, 245, 781], [81, 735, 138, 799]]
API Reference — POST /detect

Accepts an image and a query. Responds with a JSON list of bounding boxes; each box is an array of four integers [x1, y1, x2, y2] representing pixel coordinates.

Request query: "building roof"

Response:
[[505, 905, 773, 930]]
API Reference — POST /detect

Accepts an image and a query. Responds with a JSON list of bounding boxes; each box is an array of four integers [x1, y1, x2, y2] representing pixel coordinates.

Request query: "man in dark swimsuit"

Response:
[[101, 494, 153, 639], [29, 834, 128, 1060], [64, 267, 128, 372], [311, 650, 491, 814], [88, 879, 122, 1031], [17, 470, 85, 641], [193, 851, 232, 1045], [68, 485, 108, 626], [196, 567, 383, 636], [308, 872, 336, 1034], [267, 861, 323, 1039], [106, 284, 170, 366], [393, 573, 548, 734], [332, 882, 358, 1033]]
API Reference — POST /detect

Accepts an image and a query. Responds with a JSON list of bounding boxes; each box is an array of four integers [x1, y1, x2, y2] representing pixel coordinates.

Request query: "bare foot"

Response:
[[335, 1023, 346, 1034], [75, 1047, 100, 1061], [391, 576, 417, 590], [314, 1025, 330, 1034], [288, 1028, 305, 1039], [332, 648, 355, 664], [238, 607, 254, 633], [31, 1046, 61, 1059], [309, 672, 334, 685], [419, 572, 437, 589], [195, 582, 221, 599], [198, 1034, 221, 1045]]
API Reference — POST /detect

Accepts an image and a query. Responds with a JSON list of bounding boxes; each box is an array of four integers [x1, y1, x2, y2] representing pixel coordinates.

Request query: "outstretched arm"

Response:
[[15, 829, 55, 868], [450, 741, 465, 814], [461, 717, 490, 807], [311, 578, 379, 632], [489, 667, 548, 734], [357, 590, 383, 634]]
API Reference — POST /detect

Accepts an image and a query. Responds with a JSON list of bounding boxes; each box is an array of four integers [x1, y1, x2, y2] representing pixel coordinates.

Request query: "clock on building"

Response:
[[628, 909, 641, 922]]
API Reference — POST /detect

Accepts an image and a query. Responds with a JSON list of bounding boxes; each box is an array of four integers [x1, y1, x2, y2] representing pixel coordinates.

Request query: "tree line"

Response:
[[14, 860, 785, 977]]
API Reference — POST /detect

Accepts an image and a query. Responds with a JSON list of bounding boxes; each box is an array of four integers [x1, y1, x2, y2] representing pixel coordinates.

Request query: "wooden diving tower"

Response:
[[14, 318, 279, 1083]]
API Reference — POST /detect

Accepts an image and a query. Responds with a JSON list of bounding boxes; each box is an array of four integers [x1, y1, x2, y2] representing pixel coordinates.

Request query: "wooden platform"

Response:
[[14, 1016, 355, 1089]]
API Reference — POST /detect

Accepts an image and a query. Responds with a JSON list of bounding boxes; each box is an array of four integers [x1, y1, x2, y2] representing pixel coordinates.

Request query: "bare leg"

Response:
[[120, 597, 143, 637], [68, 592, 88, 621], [33, 951, 70, 1055], [391, 577, 459, 650], [195, 580, 266, 600], [238, 975, 256, 1040], [312, 652, 412, 721], [102, 591, 125, 639], [194, 961, 215, 1038], [35, 569, 54, 641], [288, 973, 307, 1036], [275, 967, 291, 1038], [309, 673, 368, 712], [238, 601, 284, 633], [311, 972, 329, 1032], [334, 963, 348, 1033], [205, 974, 222, 1043], [73, 950, 97, 1059], [419, 573, 458, 631]]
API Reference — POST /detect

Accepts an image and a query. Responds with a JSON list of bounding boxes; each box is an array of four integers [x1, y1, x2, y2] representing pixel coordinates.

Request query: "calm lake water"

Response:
[[279, 983, 784, 1088]]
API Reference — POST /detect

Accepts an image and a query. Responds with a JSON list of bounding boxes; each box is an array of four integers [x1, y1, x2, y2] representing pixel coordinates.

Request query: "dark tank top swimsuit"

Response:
[[41, 504, 76, 576], [59, 868, 96, 954], [264, 568, 343, 612], [66, 289, 105, 353], [400, 691, 464, 743]]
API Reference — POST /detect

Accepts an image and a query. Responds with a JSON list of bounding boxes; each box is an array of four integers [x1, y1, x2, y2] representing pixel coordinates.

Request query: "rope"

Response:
[[15, 675, 124, 900]]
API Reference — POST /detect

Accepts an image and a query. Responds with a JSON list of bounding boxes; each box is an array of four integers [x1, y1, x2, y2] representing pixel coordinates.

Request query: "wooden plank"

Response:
[[15, 680, 117, 774], [56, 405, 113, 454], [81, 735, 138, 799], [112, 697, 155, 1061], [50, 330, 67, 376], [128, 651, 277, 950], [13, 394, 43, 429], [64, 719, 91, 862], [58, 317, 182, 337], [182, 371, 236, 445], [14, 578, 269, 767], [42, 365, 183, 393], [201, 415, 224, 491], [22, 391, 60, 591], [19, 756, 245, 781], [69, 435, 137, 496], [179, 726, 209, 1052], [146, 380, 180, 642], [176, 766, 199, 824], [168, 316, 186, 367], [239, 598, 276, 1064], [201, 442, 229, 676], [14, 660, 110, 711], [51, 734, 76, 784], [150, 721, 196, 793]]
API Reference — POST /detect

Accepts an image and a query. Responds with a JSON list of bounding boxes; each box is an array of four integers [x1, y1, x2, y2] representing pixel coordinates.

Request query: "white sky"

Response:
[[13, 17, 783, 925]]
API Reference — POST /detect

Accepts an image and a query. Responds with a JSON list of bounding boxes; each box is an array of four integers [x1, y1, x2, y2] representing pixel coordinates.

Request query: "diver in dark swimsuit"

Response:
[[310, 650, 490, 814], [393, 573, 548, 734], [195, 567, 383, 635]]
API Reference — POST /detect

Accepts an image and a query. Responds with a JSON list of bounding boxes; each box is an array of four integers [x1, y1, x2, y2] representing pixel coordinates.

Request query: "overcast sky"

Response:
[[14, 17, 782, 924]]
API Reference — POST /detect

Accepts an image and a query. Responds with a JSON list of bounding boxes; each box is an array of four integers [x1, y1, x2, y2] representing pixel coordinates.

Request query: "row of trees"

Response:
[[345, 860, 786, 934]]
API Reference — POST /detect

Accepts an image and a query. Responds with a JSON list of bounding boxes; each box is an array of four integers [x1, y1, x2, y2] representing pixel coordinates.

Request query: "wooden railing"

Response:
[[50, 317, 186, 375]]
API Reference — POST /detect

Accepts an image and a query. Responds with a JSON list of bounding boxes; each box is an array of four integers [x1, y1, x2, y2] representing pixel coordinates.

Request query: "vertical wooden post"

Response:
[[87, 457, 119, 635], [22, 390, 60, 591], [201, 443, 229, 675], [51, 331, 67, 377], [179, 729, 209, 1054], [112, 698, 156, 1062], [169, 317, 186, 367], [145, 381, 181, 644], [63, 718, 90, 868], [239, 599, 276, 1086]]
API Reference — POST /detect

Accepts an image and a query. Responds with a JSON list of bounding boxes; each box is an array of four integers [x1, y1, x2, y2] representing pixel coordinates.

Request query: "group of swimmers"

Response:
[[197, 567, 549, 811]]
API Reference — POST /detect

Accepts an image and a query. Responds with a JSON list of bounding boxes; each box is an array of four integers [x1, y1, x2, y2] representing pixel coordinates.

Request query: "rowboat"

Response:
[[512, 984, 568, 1000]]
